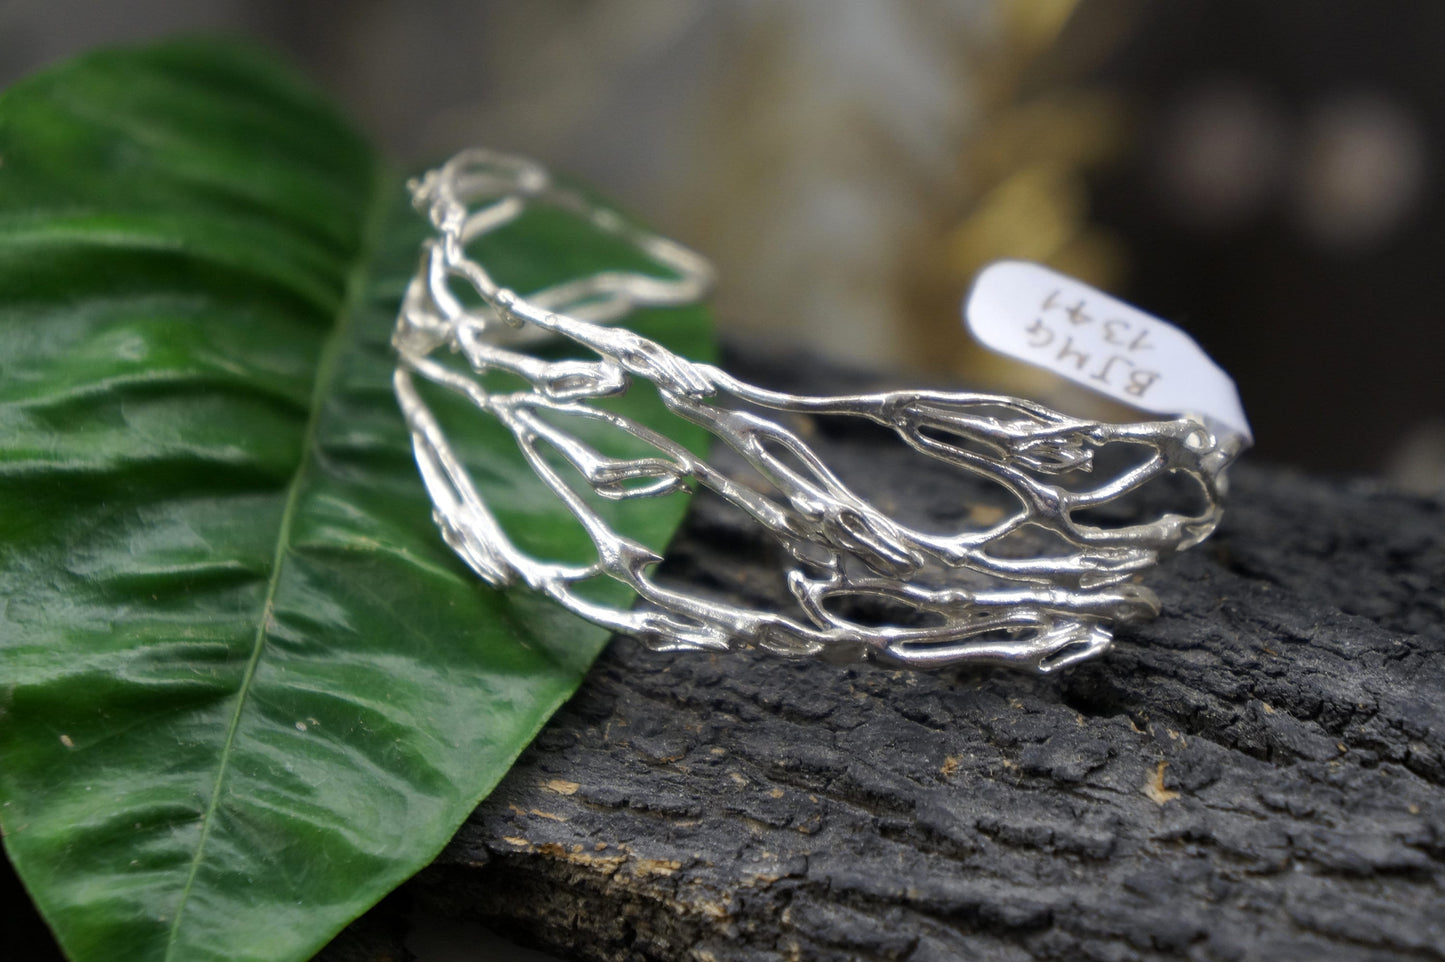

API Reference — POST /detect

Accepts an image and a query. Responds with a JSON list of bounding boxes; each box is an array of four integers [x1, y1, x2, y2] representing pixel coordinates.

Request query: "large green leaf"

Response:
[[0, 39, 712, 962]]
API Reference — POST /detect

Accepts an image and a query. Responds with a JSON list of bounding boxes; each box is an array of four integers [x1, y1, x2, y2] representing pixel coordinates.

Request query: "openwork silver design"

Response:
[[393, 149, 1247, 672]]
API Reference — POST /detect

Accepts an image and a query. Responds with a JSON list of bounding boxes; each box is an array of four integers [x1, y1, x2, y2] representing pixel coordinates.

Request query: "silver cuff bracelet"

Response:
[[392, 149, 1250, 673]]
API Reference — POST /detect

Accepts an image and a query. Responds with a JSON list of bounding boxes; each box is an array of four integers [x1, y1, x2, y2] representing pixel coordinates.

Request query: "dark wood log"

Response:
[[10, 352, 1442, 962], [384, 353, 1445, 961]]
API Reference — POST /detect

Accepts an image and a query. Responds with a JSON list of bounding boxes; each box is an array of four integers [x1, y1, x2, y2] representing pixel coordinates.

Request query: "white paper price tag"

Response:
[[963, 260, 1251, 442]]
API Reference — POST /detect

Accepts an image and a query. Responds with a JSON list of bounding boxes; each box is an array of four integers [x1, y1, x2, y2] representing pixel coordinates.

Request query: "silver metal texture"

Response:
[[392, 148, 1248, 672]]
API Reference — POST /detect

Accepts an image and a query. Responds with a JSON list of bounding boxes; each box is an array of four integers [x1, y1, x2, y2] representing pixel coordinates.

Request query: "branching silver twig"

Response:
[[392, 148, 1246, 672]]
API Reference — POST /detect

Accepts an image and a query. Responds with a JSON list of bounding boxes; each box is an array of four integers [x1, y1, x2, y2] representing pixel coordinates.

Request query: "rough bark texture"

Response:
[[12, 356, 1441, 962], [398, 355, 1445, 962]]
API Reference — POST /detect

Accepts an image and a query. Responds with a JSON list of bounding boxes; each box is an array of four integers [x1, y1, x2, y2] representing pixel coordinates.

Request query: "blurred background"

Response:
[[4, 0, 1443, 490]]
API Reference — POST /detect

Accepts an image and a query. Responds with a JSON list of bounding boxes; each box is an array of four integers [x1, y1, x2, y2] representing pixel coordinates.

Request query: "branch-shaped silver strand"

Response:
[[392, 149, 1246, 672]]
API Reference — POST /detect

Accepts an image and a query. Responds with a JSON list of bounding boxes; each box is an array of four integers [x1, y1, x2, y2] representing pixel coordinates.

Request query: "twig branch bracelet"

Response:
[[392, 149, 1250, 673]]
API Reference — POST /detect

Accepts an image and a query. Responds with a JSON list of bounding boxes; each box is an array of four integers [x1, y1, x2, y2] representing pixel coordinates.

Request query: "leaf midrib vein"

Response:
[[162, 158, 391, 958]]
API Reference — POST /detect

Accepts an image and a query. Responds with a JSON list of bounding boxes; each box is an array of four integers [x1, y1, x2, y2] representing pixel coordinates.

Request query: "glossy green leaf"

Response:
[[0, 39, 712, 962]]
